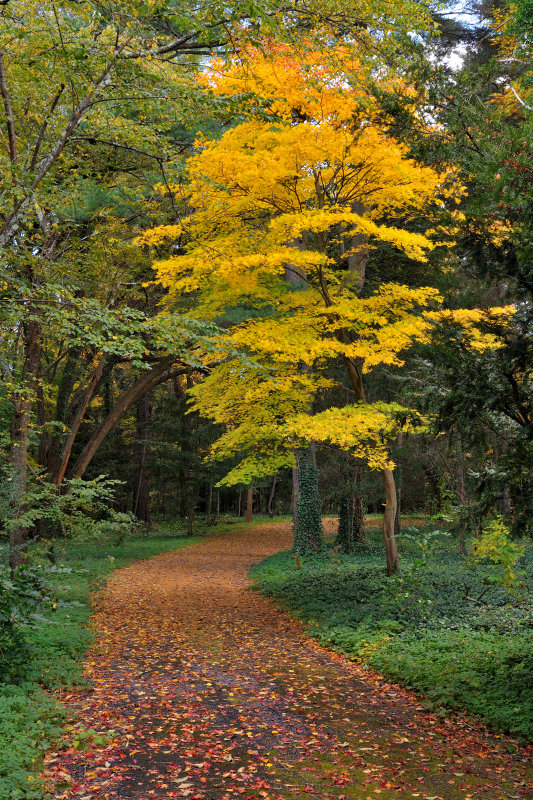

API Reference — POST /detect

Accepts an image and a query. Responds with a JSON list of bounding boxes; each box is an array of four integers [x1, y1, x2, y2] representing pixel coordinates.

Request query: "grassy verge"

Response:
[[0, 521, 217, 800], [251, 521, 533, 740]]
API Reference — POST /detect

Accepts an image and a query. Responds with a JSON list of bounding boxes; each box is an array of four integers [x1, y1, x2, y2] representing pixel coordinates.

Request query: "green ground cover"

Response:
[[0, 523, 208, 800], [251, 521, 533, 739]]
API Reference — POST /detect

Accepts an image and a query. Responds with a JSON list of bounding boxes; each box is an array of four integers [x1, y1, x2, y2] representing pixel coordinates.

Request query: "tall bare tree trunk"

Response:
[[382, 468, 400, 576], [245, 485, 253, 523], [8, 320, 41, 571], [187, 503, 195, 536]]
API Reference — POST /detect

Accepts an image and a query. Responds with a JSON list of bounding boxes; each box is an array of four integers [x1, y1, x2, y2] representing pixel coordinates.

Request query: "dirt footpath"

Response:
[[46, 522, 532, 800]]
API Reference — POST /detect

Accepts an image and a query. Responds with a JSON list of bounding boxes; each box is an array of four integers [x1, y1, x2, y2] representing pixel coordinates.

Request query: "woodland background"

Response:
[[0, 0, 532, 796]]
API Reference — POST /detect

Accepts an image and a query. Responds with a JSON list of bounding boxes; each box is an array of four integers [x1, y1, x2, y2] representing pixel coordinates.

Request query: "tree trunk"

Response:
[[44, 348, 84, 476], [245, 485, 253, 523], [382, 468, 400, 576], [352, 493, 366, 544], [187, 504, 195, 536], [267, 475, 277, 518], [54, 357, 106, 485], [133, 393, 152, 526], [8, 320, 41, 571], [70, 356, 177, 480], [291, 465, 299, 529], [206, 482, 213, 525]]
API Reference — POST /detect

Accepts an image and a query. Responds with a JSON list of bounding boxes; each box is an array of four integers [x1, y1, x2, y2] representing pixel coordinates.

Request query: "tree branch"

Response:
[[30, 83, 65, 171], [69, 356, 182, 480], [0, 51, 17, 161], [0, 36, 134, 247], [54, 356, 106, 486], [121, 22, 228, 60]]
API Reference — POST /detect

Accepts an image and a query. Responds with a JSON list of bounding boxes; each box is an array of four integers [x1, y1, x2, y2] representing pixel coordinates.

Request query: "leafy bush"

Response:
[[470, 516, 526, 590], [0, 686, 64, 800], [7, 476, 138, 545], [251, 530, 533, 738], [0, 565, 51, 681]]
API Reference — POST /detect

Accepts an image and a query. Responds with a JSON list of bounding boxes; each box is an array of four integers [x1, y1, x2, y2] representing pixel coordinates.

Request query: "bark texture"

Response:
[[245, 485, 253, 523]]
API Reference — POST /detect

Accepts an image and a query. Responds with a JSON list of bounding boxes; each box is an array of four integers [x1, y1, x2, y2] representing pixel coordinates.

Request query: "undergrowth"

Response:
[[251, 524, 533, 739]]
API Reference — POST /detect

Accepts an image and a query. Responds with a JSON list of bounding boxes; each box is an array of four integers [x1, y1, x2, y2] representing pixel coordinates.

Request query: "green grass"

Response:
[[250, 521, 533, 739], [0, 522, 209, 800]]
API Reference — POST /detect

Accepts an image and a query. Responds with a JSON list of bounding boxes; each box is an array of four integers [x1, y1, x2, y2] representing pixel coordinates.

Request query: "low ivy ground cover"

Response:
[[251, 524, 533, 739], [0, 524, 205, 800]]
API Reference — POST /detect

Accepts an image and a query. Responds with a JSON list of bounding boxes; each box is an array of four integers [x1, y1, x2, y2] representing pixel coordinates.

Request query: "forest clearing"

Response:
[[1, 0, 532, 797]]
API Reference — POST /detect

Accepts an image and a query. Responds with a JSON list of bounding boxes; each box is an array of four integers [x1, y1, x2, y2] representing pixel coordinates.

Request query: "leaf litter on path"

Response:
[[44, 522, 532, 800]]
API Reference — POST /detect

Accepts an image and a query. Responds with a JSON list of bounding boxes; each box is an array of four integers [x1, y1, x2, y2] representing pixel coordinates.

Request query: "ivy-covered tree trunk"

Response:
[[335, 494, 354, 553], [352, 493, 366, 544], [293, 447, 325, 555]]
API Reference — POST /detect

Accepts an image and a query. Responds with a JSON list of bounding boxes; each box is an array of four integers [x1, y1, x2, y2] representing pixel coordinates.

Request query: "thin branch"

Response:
[[30, 84, 65, 171], [0, 51, 17, 161], [121, 22, 227, 60], [510, 85, 533, 112], [71, 135, 178, 162]]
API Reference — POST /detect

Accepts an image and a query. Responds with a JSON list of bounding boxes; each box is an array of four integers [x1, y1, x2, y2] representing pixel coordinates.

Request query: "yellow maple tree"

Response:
[[141, 40, 509, 571]]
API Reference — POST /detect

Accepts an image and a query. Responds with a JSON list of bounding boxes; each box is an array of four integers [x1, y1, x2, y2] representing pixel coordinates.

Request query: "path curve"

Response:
[[46, 522, 531, 800]]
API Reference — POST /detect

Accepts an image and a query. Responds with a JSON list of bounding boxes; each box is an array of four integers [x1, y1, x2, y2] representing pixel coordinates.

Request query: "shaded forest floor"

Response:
[[45, 521, 532, 800]]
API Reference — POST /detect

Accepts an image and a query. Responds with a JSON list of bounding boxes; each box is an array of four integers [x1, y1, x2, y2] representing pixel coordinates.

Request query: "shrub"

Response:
[[471, 516, 526, 590], [0, 565, 51, 681]]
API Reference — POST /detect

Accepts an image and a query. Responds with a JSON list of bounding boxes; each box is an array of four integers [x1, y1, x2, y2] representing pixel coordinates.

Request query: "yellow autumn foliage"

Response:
[[142, 41, 511, 481]]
